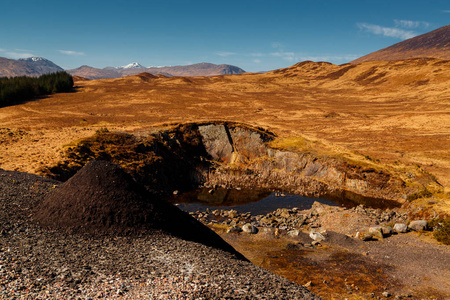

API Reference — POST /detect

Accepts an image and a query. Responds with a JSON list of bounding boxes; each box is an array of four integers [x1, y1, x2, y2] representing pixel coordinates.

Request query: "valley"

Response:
[[1, 56, 450, 299]]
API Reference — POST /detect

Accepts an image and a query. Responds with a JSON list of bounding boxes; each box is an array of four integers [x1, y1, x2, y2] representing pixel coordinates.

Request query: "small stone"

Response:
[[382, 291, 391, 298], [242, 223, 258, 234], [227, 226, 242, 233], [309, 230, 326, 241], [369, 226, 384, 239], [311, 241, 321, 246], [355, 231, 373, 241], [303, 281, 313, 287], [393, 223, 408, 233], [408, 220, 428, 231], [311, 201, 327, 216], [287, 229, 300, 237], [228, 210, 238, 218], [381, 226, 393, 235]]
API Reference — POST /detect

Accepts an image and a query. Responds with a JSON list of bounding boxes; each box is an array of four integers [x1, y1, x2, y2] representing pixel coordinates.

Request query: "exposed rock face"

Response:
[[198, 124, 233, 162], [196, 123, 404, 201], [42, 122, 410, 205]]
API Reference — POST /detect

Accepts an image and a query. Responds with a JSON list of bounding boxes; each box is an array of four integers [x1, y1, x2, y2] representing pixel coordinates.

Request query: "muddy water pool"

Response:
[[167, 188, 400, 215]]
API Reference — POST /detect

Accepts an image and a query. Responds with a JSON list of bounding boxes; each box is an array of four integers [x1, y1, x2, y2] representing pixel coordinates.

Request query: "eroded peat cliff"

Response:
[[40, 122, 433, 205]]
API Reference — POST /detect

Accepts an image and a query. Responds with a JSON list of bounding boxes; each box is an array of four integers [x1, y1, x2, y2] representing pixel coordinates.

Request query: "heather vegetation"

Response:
[[0, 72, 73, 107]]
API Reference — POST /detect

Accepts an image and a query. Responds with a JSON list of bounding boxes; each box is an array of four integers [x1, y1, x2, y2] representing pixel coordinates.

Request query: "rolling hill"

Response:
[[352, 25, 450, 63]]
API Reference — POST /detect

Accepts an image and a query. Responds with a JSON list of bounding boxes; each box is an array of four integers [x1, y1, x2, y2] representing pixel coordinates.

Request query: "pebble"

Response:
[[242, 223, 258, 234], [382, 291, 391, 297], [309, 230, 326, 241]]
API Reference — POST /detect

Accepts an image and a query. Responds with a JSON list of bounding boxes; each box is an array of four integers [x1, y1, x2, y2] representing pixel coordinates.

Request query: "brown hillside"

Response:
[[352, 25, 450, 63], [0, 59, 449, 205]]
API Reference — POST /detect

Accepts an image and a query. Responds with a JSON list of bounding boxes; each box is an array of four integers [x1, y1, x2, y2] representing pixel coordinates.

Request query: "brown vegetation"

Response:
[[0, 58, 449, 211], [352, 25, 450, 63]]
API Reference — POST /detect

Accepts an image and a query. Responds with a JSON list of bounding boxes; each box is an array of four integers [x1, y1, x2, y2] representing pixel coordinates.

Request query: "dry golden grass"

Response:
[[0, 58, 449, 208]]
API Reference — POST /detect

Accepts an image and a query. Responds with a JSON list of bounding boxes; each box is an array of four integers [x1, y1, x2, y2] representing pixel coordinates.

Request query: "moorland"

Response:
[[0, 57, 450, 299]]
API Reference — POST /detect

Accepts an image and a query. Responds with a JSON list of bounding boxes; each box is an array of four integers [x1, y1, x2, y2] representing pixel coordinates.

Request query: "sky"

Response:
[[0, 0, 449, 72]]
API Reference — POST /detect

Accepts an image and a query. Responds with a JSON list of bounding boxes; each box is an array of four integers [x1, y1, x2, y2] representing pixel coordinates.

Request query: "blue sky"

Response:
[[0, 0, 449, 71]]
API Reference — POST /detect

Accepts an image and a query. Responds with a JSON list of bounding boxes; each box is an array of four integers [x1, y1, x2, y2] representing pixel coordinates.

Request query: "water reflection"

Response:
[[167, 188, 335, 215], [167, 187, 401, 215]]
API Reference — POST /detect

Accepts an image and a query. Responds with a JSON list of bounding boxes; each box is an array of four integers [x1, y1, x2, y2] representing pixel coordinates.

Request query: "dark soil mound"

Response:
[[35, 160, 243, 257]]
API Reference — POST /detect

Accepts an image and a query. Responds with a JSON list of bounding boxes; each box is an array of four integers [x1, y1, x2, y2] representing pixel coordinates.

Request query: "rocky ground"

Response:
[[0, 168, 319, 299], [186, 194, 450, 299], [1, 166, 449, 299]]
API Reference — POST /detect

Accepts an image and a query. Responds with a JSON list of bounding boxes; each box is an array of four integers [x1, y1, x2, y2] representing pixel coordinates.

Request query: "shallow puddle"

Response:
[[167, 187, 400, 215]]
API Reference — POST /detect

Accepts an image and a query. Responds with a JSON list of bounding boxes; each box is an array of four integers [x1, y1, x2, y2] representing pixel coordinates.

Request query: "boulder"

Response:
[[393, 223, 408, 233], [408, 220, 428, 231]]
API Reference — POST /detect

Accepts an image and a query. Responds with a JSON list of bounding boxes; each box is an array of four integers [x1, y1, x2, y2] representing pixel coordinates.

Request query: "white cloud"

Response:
[[5, 51, 35, 59], [270, 51, 296, 61], [0, 48, 35, 59], [357, 23, 417, 40], [299, 54, 360, 62], [58, 50, 85, 56], [14, 48, 34, 52], [271, 42, 284, 49], [442, 10, 450, 13], [215, 51, 236, 57], [251, 53, 265, 57], [394, 19, 430, 29], [253, 59, 261, 63]]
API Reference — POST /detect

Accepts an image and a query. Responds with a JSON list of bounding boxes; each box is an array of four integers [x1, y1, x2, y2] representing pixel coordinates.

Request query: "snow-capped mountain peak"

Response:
[[118, 62, 144, 69], [19, 57, 49, 62]]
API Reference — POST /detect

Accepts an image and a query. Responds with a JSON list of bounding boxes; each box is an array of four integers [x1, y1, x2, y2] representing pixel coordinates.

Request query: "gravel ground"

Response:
[[0, 169, 320, 299]]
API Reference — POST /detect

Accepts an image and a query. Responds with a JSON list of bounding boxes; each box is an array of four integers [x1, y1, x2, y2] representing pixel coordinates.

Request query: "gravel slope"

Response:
[[0, 169, 319, 299]]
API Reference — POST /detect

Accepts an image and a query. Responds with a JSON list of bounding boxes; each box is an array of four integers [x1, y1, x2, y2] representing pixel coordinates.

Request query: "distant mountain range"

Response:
[[0, 56, 246, 79], [67, 62, 246, 79], [2, 25, 450, 78], [352, 25, 450, 63], [0, 57, 63, 77]]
